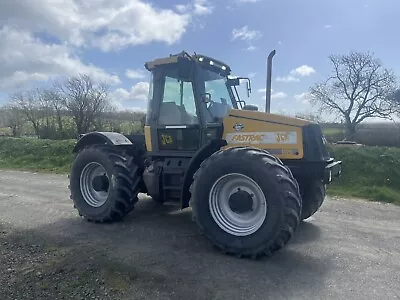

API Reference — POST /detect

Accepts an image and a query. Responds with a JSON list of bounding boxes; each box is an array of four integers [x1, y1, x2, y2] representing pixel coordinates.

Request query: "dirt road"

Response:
[[0, 170, 399, 300]]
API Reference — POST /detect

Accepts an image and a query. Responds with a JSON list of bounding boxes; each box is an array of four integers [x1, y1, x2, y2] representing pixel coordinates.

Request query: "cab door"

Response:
[[154, 75, 202, 155]]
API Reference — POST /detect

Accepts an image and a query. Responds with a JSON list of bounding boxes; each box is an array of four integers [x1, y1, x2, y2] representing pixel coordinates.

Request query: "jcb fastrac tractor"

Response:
[[69, 51, 342, 258]]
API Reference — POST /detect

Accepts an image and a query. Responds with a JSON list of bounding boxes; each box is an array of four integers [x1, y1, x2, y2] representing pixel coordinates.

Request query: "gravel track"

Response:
[[0, 170, 399, 300]]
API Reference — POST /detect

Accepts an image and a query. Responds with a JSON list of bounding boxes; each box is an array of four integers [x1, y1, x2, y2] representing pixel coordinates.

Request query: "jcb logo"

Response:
[[276, 133, 288, 143], [161, 134, 173, 145]]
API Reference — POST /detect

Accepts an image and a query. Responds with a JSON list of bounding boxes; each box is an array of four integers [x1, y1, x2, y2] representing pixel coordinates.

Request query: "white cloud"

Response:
[[276, 64, 316, 83], [294, 92, 311, 104], [125, 69, 147, 80], [245, 45, 257, 51], [0, 26, 120, 90], [0, 0, 199, 53], [260, 89, 287, 100], [0, 0, 215, 93], [232, 26, 262, 41], [236, 0, 262, 2], [176, 0, 213, 16], [248, 72, 256, 78], [111, 82, 150, 102], [276, 75, 300, 82], [324, 24, 332, 29], [271, 92, 287, 99], [290, 65, 316, 77]]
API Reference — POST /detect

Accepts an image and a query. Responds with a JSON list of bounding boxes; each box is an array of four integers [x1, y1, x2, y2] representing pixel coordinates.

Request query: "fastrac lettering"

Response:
[[231, 134, 265, 142]]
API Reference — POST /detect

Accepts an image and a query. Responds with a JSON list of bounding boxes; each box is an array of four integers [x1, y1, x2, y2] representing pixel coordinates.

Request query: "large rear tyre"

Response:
[[189, 147, 302, 259], [69, 146, 141, 222], [300, 180, 326, 220]]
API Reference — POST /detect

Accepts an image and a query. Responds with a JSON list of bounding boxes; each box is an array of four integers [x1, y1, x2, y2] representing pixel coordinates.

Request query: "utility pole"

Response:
[[266, 49, 276, 113]]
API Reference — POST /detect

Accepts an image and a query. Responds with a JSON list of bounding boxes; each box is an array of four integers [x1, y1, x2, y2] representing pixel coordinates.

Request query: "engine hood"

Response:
[[228, 108, 312, 127]]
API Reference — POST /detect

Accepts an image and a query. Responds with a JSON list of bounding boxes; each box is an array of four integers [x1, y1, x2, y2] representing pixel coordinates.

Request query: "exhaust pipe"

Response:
[[265, 49, 276, 113]]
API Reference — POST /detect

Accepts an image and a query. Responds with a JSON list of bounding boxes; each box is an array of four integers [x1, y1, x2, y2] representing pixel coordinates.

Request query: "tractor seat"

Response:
[[159, 102, 188, 125]]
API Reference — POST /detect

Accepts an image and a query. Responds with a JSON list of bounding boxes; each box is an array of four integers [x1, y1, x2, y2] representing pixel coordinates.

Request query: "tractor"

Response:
[[68, 51, 342, 258]]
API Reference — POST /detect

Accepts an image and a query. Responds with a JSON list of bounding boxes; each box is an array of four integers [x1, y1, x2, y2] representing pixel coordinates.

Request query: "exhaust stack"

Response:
[[265, 49, 276, 113]]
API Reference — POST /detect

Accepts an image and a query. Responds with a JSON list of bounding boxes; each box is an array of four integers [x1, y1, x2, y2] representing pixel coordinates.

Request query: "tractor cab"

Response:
[[143, 51, 252, 154]]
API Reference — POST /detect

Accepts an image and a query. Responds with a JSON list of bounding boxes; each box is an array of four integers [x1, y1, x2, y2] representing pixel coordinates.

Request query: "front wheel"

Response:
[[69, 146, 141, 222], [189, 147, 302, 259]]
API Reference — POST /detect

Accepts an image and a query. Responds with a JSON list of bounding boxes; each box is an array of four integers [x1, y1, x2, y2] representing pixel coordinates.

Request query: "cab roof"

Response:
[[144, 51, 231, 75]]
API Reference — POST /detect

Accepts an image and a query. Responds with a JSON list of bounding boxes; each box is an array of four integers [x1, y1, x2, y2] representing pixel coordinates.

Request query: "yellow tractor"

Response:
[[69, 51, 342, 258]]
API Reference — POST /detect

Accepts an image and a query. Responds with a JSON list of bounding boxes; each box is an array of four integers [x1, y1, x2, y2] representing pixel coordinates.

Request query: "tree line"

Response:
[[1, 51, 400, 142], [0, 74, 146, 139]]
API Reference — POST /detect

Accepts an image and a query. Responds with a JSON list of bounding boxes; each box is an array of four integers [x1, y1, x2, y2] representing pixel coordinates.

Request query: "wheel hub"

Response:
[[92, 175, 109, 192], [79, 162, 110, 208], [209, 173, 267, 237], [228, 189, 253, 214]]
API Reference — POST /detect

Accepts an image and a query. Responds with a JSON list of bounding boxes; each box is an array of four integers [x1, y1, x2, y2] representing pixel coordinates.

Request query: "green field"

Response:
[[0, 137, 399, 205]]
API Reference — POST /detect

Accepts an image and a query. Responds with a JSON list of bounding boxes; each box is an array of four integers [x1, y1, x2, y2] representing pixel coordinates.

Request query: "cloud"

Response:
[[232, 26, 262, 41], [276, 64, 316, 83], [324, 24, 332, 29], [236, 0, 262, 3], [259, 88, 287, 100], [245, 45, 257, 51], [0, 0, 199, 53], [271, 92, 287, 99], [248, 72, 256, 78], [125, 69, 147, 80], [111, 82, 150, 102], [294, 92, 311, 104], [0, 0, 215, 94], [276, 76, 300, 83], [290, 65, 316, 77], [0, 26, 120, 90], [176, 0, 213, 16]]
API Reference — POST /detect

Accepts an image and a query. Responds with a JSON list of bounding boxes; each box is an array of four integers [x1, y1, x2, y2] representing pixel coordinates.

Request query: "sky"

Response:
[[1, 0, 400, 117]]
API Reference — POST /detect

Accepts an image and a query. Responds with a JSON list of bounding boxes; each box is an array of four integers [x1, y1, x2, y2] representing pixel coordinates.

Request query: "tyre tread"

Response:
[[189, 146, 302, 259]]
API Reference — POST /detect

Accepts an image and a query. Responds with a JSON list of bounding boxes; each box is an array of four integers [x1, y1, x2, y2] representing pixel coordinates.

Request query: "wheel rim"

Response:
[[79, 162, 110, 207], [209, 173, 267, 236]]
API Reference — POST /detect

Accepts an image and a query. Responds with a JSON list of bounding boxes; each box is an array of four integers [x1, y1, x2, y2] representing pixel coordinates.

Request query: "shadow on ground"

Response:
[[1, 197, 332, 300]]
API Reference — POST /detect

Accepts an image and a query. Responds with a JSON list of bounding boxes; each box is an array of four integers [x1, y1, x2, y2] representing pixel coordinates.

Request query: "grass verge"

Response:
[[0, 137, 75, 173], [327, 144, 400, 205], [0, 137, 399, 205]]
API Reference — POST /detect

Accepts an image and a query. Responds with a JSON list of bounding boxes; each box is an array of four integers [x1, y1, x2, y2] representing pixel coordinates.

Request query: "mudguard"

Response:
[[73, 132, 132, 153]]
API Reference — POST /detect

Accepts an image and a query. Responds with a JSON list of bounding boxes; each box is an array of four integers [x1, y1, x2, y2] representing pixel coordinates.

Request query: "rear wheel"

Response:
[[189, 147, 302, 258], [300, 180, 326, 220], [69, 146, 141, 222]]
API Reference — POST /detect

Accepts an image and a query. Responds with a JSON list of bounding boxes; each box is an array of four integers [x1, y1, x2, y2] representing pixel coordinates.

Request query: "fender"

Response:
[[180, 139, 227, 209], [73, 131, 132, 153]]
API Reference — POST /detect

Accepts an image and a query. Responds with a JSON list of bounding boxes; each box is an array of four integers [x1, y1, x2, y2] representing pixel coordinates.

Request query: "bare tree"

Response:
[[309, 51, 398, 140], [42, 88, 66, 135], [2, 104, 25, 137], [12, 89, 43, 137], [56, 74, 111, 135]]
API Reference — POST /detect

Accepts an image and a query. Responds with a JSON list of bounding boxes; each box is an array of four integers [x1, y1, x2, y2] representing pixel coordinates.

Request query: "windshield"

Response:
[[197, 67, 237, 122]]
